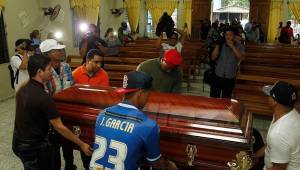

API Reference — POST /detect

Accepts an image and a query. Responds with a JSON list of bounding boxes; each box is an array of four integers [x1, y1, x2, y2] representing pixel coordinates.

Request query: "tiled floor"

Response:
[[0, 97, 85, 170], [0, 69, 271, 169]]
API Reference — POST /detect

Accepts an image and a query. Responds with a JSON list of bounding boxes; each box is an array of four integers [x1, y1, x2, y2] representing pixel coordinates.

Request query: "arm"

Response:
[[155, 36, 162, 50], [231, 45, 246, 60], [11, 54, 28, 70], [19, 55, 29, 69], [175, 28, 187, 45], [267, 163, 288, 170], [17, 53, 29, 70], [152, 157, 178, 170], [145, 124, 177, 170], [211, 45, 220, 61], [97, 43, 108, 54], [79, 38, 88, 60], [227, 41, 246, 60], [50, 117, 92, 156], [255, 145, 266, 160]]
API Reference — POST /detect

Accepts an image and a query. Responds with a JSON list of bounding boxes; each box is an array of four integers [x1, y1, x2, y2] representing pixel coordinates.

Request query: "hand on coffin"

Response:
[[167, 160, 178, 170], [80, 142, 93, 156]]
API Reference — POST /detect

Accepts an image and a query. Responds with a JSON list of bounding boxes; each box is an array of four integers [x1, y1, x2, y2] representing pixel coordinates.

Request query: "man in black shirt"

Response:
[[12, 54, 92, 170]]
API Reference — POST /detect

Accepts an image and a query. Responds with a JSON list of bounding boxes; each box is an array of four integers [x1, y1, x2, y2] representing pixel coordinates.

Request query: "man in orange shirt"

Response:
[[73, 49, 109, 87]]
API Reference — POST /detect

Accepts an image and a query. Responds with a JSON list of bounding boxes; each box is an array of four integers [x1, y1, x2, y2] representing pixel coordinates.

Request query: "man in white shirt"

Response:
[[156, 28, 186, 57], [10, 39, 33, 91], [255, 81, 300, 170]]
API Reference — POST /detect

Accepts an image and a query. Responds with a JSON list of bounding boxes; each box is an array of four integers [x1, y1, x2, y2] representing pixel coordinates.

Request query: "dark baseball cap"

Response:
[[262, 81, 298, 106], [115, 71, 153, 94]]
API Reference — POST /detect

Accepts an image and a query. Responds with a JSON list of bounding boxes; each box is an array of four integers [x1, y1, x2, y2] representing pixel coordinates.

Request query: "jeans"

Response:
[[210, 74, 236, 98], [12, 136, 55, 170]]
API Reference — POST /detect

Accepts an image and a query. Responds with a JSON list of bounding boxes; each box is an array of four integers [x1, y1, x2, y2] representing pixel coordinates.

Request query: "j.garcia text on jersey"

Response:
[[98, 116, 135, 134]]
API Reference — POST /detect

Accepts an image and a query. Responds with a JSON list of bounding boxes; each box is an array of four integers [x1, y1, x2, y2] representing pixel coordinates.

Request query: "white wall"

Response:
[[0, 0, 43, 100], [100, 0, 125, 38]]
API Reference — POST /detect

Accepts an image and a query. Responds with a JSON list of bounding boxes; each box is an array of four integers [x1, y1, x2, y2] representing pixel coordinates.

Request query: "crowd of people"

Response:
[[202, 19, 265, 46], [8, 12, 300, 170], [10, 14, 184, 169]]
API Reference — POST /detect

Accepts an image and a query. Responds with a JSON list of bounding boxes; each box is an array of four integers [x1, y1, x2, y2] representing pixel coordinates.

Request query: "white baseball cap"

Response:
[[40, 39, 65, 53]]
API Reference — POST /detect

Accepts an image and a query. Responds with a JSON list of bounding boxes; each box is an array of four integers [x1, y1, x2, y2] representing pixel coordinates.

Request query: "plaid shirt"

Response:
[[46, 62, 73, 95]]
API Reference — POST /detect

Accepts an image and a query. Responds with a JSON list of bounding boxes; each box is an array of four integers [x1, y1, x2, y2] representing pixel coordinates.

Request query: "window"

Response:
[[288, 11, 300, 40], [171, 8, 178, 28], [124, 10, 131, 32], [146, 9, 178, 38], [0, 12, 9, 64]]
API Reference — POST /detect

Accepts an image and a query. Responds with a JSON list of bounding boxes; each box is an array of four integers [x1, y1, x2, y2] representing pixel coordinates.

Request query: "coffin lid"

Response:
[[54, 85, 252, 145]]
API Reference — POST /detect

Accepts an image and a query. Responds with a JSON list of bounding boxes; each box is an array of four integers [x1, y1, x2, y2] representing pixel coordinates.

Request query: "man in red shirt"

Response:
[[73, 49, 109, 87], [280, 21, 294, 44]]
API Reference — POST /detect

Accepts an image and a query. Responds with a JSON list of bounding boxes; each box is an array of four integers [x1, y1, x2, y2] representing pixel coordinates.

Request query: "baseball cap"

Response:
[[162, 49, 182, 67], [262, 81, 298, 106], [115, 71, 153, 94], [40, 39, 65, 53]]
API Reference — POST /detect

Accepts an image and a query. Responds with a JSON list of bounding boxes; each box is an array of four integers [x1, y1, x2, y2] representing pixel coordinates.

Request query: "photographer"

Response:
[[10, 39, 34, 91], [210, 28, 245, 98], [79, 24, 108, 64]]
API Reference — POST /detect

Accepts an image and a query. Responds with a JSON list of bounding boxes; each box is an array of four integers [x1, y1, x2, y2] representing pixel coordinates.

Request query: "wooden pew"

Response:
[[66, 55, 82, 70], [233, 44, 300, 117], [67, 39, 207, 89]]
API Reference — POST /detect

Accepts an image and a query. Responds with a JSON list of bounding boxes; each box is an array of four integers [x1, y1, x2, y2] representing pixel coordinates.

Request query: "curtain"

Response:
[[146, 0, 178, 25], [267, 0, 283, 42], [288, 0, 300, 23], [183, 0, 192, 37], [124, 0, 141, 33], [0, 0, 5, 13], [0, 12, 9, 64], [69, 0, 101, 25]]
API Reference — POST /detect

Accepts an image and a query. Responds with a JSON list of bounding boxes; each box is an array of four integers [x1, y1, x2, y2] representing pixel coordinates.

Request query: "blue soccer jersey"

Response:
[[89, 102, 161, 170]]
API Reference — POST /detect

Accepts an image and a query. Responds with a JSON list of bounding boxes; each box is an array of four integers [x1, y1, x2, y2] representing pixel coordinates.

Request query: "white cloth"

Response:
[[161, 42, 183, 53], [10, 54, 29, 91], [264, 109, 300, 170]]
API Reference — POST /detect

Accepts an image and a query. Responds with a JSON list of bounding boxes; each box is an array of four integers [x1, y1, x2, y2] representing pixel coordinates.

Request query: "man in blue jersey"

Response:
[[89, 71, 177, 170]]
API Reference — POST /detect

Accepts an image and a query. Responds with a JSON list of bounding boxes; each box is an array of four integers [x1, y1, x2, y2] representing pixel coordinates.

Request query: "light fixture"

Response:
[[54, 31, 63, 39], [113, 31, 117, 36], [79, 22, 88, 32]]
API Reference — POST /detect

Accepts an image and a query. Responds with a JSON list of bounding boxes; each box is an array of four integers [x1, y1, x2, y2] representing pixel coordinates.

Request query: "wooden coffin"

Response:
[[53, 85, 253, 170]]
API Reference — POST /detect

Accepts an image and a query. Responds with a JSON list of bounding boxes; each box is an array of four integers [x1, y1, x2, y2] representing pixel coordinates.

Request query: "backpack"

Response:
[[8, 54, 21, 89]]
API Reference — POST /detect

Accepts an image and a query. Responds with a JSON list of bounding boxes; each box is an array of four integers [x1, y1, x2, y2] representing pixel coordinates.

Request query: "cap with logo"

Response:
[[115, 71, 153, 94], [40, 39, 65, 53], [162, 49, 182, 67], [262, 81, 298, 106]]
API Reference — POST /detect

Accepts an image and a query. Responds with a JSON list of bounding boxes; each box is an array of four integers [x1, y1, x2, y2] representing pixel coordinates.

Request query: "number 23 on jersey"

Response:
[[90, 135, 128, 170]]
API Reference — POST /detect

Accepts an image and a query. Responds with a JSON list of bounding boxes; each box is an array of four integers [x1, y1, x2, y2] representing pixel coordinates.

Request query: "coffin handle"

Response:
[[186, 144, 197, 166], [227, 151, 253, 170], [72, 126, 81, 137]]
